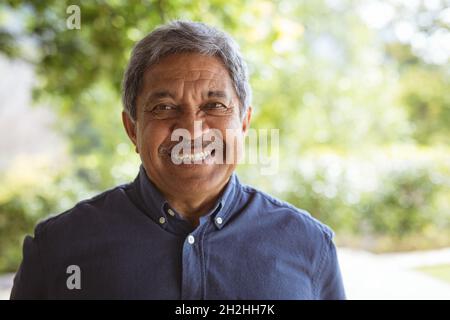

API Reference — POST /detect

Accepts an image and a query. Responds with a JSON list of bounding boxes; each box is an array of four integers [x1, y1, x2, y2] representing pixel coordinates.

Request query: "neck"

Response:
[[164, 178, 230, 227]]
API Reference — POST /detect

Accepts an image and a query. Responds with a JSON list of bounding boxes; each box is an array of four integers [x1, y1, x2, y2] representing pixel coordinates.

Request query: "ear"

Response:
[[241, 106, 252, 135], [122, 111, 139, 153]]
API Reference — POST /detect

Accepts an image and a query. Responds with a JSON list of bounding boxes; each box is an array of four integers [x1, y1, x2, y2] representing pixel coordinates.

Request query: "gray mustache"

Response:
[[158, 137, 220, 155]]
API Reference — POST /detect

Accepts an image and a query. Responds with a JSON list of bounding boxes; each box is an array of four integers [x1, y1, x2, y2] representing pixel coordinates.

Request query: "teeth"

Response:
[[172, 150, 212, 163]]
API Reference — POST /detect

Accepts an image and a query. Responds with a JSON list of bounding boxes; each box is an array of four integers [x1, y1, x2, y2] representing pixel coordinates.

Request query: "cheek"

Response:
[[225, 117, 245, 136], [138, 122, 171, 155], [218, 118, 245, 152]]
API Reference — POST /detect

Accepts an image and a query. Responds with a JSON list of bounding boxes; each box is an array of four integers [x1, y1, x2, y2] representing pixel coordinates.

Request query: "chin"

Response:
[[167, 166, 221, 181]]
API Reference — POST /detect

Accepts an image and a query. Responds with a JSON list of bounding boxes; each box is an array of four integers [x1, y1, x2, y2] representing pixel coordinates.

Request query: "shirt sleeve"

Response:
[[315, 232, 346, 300], [10, 230, 47, 299]]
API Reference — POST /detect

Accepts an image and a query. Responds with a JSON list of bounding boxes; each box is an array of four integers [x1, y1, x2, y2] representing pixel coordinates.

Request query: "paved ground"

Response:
[[337, 247, 450, 299], [1, 247, 450, 300], [0, 273, 14, 300]]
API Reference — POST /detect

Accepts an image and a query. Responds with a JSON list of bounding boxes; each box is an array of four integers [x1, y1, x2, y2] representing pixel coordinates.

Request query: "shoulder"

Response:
[[239, 183, 335, 242], [33, 183, 133, 240], [238, 183, 339, 287]]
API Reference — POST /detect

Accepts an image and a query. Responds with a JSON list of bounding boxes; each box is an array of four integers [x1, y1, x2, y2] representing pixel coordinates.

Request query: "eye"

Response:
[[203, 102, 227, 110], [153, 104, 177, 111], [201, 102, 234, 116], [149, 104, 179, 119]]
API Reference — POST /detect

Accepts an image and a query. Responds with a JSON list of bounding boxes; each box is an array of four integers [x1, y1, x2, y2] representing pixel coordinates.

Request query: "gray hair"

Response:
[[122, 20, 252, 121]]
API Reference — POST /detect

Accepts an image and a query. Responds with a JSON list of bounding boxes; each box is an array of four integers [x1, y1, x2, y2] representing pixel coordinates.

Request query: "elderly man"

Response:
[[11, 21, 345, 300]]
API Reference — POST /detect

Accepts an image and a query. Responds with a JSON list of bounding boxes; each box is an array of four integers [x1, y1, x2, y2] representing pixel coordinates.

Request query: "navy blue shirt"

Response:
[[11, 165, 345, 299]]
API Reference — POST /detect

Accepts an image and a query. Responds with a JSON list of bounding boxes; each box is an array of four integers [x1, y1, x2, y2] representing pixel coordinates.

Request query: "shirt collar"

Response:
[[134, 164, 241, 232]]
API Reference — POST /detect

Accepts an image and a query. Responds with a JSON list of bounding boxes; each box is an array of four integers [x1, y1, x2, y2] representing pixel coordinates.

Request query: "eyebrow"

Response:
[[206, 90, 229, 99], [144, 89, 230, 106], [144, 90, 176, 105]]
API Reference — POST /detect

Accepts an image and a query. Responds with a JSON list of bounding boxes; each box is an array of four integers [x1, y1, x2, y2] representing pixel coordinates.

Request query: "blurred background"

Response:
[[0, 0, 449, 299]]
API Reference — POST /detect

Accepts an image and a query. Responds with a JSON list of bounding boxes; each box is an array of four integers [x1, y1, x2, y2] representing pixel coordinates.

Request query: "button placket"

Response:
[[181, 219, 211, 299]]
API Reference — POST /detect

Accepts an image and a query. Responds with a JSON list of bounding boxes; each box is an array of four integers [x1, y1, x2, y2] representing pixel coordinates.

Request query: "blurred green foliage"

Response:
[[0, 0, 449, 272]]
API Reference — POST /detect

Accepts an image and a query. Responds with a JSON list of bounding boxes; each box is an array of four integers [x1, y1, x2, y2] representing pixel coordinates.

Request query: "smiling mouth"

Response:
[[168, 148, 217, 164]]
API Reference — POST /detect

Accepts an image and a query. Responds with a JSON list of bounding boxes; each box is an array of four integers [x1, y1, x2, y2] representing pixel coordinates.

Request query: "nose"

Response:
[[174, 108, 209, 141]]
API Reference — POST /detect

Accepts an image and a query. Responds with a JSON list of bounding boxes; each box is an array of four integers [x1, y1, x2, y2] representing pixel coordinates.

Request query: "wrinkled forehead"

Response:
[[150, 68, 228, 81], [144, 70, 232, 93], [142, 53, 234, 88]]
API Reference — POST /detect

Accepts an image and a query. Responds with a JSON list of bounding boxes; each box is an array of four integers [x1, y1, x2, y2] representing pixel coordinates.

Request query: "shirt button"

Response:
[[216, 217, 223, 225], [187, 235, 195, 245], [159, 216, 166, 224], [167, 208, 175, 216]]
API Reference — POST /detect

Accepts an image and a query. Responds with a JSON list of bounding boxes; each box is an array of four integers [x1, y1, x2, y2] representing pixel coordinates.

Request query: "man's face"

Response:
[[123, 53, 252, 196]]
